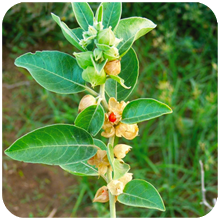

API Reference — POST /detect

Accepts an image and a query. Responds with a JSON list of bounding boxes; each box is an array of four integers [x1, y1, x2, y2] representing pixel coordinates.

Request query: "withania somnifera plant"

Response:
[[5, 2, 172, 217]]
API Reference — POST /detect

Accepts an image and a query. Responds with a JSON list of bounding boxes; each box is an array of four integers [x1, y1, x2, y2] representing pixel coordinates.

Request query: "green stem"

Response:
[[85, 86, 98, 96], [107, 136, 116, 218], [99, 83, 109, 111]]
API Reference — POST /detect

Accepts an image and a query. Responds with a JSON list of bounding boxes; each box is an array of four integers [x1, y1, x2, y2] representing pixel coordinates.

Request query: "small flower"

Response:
[[78, 95, 97, 112], [87, 149, 109, 176], [107, 180, 124, 196], [118, 173, 133, 187], [115, 123, 139, 140], [101, 98, 139, 140], [104, 59, 121, 76], [114, 144, 132, 159], [93, 186, 109, 203]]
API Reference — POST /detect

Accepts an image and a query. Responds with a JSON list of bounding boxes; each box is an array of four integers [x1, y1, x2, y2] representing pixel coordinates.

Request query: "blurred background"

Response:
[[2, 2, 217, 218]]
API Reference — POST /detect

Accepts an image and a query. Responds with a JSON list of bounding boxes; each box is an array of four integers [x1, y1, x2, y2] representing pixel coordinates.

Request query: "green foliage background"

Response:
[[3, 2, 217, 217]]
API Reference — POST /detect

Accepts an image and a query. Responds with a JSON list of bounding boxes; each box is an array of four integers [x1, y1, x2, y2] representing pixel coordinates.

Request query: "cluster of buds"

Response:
[[92, 144, 133, 203], [102, 97, 139, 140], [74, 15, 123, 87]]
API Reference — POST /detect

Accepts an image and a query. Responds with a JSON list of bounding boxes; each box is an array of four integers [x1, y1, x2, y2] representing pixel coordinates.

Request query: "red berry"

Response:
[[109, 112, 117, 122]]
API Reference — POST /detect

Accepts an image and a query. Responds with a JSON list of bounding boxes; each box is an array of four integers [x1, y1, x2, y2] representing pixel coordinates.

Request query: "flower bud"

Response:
[[118, 173, 133, 187], [107, 180, 124, 196], [114, 144, 132, 159], [93, 186, 109, 203], [82, 66, 106, 87], [78, 95, 97, 112], [93, 48, 103, 62], [88, 25, 97, 36], [97, 27, 115, 46], [103, 47, 119, 61], [115, 123, 139, 140], [73, 51, 93, 69], [104, 60, 121, 76]]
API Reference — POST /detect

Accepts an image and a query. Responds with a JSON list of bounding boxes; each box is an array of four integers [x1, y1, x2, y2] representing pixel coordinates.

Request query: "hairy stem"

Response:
[[99, 83, 109, 111], [107, 136, 116, 218]]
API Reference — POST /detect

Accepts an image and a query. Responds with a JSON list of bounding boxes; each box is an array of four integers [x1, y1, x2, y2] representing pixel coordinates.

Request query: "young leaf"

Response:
[[101, 2, 122, 30], [109, 75, 131, 89], [95, 4, 103, 23], [51, 13, 85, 51], [113, 159, 130, 180], [5, 124, 97, 165], [94, 139, 107, 150], [75, 105, 105, 136], [60, 161, 98, 176], [15, 51, 86, 94], [115, 17, 156, 57], [105, 48, 139, 101], [118, 179, 165, 211], [72, 2, 94, 31], [122, 98, 173, 124]]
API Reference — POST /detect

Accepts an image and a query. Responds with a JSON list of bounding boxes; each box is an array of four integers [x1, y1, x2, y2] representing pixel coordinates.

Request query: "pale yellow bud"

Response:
[[93, 186, 109, 203], [116, 123, 139, 140], [104, 60, 121, 76], [107, 180, 124, 196], [87, 150, 109, 176], [118, 173, 133, 187], [114, 144, 132, 159], [78, 95, 97, 112]]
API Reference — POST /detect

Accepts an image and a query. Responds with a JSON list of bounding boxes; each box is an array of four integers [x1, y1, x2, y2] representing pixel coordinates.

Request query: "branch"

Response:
[[199, 160, 213, 210]]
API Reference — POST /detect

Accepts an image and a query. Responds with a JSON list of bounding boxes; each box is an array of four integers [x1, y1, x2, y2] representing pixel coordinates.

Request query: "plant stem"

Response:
[[99, 84, 109, 111], [107, 136, 116, 218], [85, 86, 98, 96]]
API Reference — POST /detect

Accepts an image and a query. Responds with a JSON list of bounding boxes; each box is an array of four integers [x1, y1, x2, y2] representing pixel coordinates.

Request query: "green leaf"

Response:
[[105, 48, 139, 101], [118, 179, 165, 211], [75, 105, 105, 136], [122, 98, 173, 124], [101, 2, 122, 30], [51, 13, 85, 51], [60, 161, 98, 176], [5, 124, 97, 165], [94, 139, 107, 150], [15, 51, 86, 94], [113, 159, 130, 180], [109, 75, 131, 89], [95, 4, 103, 22], [91, 55, 108, 73], [72, 2, 94, 31], [115, 17, 156, 57], [72, 27, 84, 39]]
